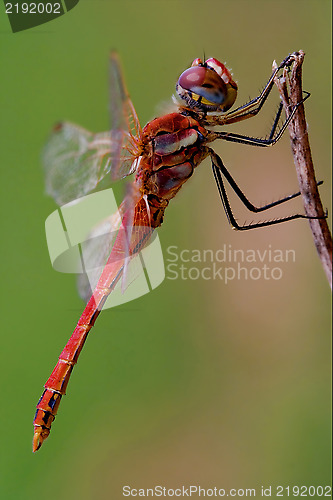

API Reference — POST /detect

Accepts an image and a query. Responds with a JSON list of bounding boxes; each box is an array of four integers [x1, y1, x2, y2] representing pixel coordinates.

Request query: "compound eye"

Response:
[[178, 66, 227, 106], [179, 66, 206, 90]]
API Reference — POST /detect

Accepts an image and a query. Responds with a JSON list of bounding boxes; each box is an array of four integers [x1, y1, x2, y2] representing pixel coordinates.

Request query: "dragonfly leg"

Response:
[[268, 101, 283, 141], [204, 53, 298, 127], [209, 150, 325, 231], [207, 91, 310, 148]]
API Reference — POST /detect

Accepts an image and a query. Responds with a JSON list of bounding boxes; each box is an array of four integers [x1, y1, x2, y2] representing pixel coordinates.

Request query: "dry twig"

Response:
[[273, 51, 332, 289]]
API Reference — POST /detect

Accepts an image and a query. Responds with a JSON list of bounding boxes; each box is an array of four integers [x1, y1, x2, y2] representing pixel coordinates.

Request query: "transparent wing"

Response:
[[77, 200, 126, 302], [77, 193, 154, 303], [109, 51, 142, 180], [43, 122, 121, 206], [43, 53, 141, 206]]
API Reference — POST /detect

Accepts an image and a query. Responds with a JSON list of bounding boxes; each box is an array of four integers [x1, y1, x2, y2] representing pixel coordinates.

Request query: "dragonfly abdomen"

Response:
[[33, 320, 94, 451]]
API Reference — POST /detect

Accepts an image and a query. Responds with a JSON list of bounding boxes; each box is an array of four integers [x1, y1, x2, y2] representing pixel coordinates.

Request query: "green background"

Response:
[[0, 1, 331, 498]]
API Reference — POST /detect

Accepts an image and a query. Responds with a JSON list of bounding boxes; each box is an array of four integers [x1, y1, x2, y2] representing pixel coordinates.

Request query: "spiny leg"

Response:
[[204, 53, 299, 127], [207, 91, 310, 148], [210, 150, 323, 213], [210, 151, 323, 231], [268, 102, 283, 141]]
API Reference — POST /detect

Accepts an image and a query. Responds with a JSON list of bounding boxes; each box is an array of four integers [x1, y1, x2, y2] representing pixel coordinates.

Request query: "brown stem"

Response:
[[274, 51, 332, 289]]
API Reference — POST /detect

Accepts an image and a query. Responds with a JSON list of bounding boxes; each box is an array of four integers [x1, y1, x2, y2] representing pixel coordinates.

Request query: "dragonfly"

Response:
[[33, 51, 318, 452]]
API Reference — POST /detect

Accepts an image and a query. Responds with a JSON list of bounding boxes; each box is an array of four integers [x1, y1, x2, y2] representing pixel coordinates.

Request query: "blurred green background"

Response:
[[0, 1, 331, 499]]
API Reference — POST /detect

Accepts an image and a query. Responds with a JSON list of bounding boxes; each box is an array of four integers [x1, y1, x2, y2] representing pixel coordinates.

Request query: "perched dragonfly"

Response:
[[33, 52, 317, 452]]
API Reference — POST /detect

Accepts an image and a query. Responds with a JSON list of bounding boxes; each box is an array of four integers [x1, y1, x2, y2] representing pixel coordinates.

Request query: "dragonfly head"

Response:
[[176, 57, 237, 113]]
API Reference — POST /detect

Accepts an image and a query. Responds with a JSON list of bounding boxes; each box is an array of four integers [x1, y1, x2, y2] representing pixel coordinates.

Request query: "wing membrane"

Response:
[[109, 51, 141, 180], [43, 122, 120, 205], [77, 195, 154, 303], [77, 203, 125, 302], [43, 52, 141, 206]]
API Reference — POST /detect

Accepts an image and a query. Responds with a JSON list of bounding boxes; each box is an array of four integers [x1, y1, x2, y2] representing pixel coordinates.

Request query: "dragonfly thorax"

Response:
[[176, 57, 237, 113], [138, 113, 208, 202]]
